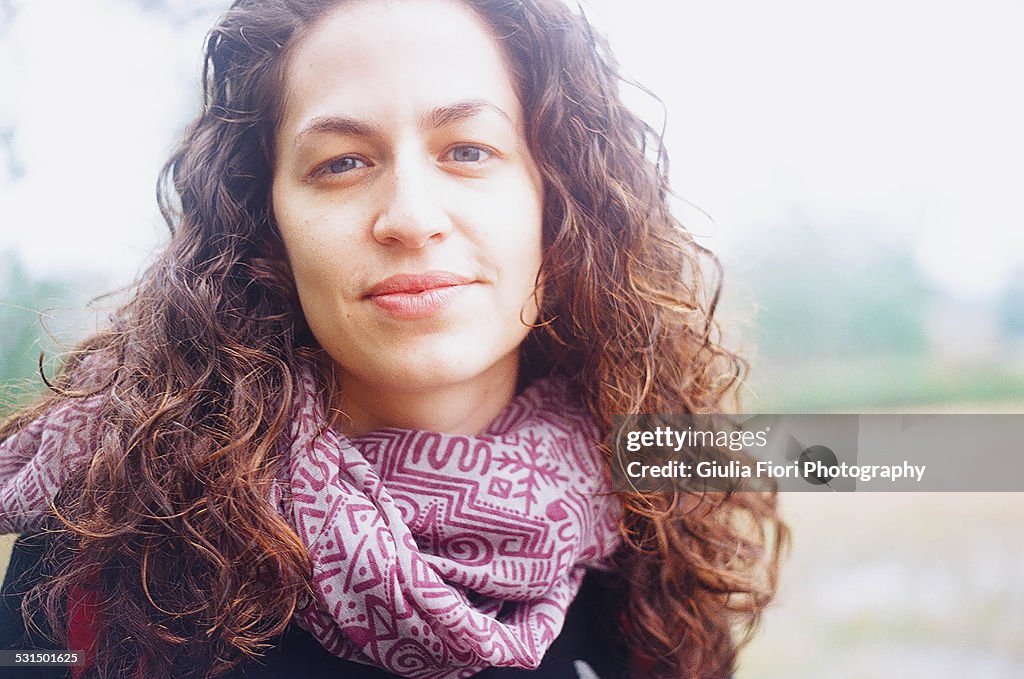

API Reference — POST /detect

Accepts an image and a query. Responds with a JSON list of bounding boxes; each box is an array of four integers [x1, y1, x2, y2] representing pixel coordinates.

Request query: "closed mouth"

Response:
[[365, 271, 476, 298]]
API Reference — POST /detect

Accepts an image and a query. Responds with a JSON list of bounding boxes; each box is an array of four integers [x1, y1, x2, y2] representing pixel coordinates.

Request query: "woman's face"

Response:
[[271, 0, 544, 397]]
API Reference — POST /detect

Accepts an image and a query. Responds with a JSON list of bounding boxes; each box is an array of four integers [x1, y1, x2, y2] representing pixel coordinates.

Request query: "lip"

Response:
[[365, 271, 476, 297], [365, 271, 476, 320]]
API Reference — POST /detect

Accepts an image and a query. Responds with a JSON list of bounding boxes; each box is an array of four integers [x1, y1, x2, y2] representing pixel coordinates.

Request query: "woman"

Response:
[[1, 0, 786, 677]]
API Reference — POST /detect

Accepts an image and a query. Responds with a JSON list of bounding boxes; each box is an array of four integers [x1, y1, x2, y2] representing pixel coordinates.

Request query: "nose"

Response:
[[372, 152, 452, 249]]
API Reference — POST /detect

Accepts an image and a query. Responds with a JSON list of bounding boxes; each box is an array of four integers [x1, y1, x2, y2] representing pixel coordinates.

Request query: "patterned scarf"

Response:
[[0, 362, 622, 678]]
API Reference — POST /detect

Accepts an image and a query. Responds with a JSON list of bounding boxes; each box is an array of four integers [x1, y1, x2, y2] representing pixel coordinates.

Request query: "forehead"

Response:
[[277, 0, 523, 134]]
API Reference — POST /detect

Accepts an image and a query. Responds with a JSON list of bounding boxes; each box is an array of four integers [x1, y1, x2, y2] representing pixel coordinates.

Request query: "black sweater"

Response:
[[1, 533, 630, 679]]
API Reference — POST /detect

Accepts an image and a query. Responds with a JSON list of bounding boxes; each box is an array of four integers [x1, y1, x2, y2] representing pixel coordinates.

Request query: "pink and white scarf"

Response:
[[1, 362, 622, 678]]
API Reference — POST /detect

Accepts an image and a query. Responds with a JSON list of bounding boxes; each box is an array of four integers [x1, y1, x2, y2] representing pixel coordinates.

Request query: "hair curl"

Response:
[[2, 1, 788, 677]]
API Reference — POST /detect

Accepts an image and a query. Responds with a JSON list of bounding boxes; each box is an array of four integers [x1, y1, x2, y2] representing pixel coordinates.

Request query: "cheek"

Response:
[[490, 197, 543, 324], [271, 185, 309, 269], [277, 223, 324, 293], [515, 193, 545, 285], [484, 175, 544, 267], [272, 190, 350, 290]]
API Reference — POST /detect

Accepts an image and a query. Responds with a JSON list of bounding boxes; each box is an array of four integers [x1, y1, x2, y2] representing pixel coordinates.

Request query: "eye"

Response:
[[323, 156, 368, 174], [446, 145, 492, 163]]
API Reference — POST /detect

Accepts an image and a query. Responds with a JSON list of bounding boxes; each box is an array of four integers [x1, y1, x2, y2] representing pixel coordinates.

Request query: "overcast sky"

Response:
[[1, 0, 1022, 296]]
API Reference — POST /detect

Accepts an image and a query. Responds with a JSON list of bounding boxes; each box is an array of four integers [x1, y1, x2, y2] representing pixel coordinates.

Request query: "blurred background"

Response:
[[1, 0, 1022, 676]]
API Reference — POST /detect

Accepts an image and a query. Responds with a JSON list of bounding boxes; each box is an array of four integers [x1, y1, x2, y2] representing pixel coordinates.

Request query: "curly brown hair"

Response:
[[2, 1, 787, 677]]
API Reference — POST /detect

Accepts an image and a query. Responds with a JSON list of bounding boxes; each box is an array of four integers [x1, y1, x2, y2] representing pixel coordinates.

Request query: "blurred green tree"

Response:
[[728, 219, 932, 361], [998, 263, 1024, 340]]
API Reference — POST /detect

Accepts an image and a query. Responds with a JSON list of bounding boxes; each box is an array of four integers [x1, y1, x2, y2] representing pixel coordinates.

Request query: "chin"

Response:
[[326, 325, 527, 391], [376, 341, 521, 391], [377, 355, 498, 392]]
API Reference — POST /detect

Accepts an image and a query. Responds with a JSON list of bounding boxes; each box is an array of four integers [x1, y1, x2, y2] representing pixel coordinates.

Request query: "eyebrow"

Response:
[[293, 99, 514, 145]]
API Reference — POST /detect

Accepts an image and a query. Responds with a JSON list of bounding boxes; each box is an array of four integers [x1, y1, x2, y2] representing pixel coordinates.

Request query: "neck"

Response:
[[333, 354, 520, 436]]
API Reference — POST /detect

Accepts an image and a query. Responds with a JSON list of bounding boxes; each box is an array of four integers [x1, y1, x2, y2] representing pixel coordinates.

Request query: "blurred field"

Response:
[[744, 355, 1024, 414], [737, 492, 1024, 679]]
